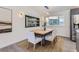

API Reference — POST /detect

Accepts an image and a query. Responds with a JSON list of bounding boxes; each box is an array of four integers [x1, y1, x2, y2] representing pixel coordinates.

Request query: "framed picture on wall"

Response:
[[0, 7, 12, 33], [25, 15, 40, 28]]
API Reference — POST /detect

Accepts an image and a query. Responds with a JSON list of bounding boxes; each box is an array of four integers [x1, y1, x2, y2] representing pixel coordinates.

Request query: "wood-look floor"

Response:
[[17, 36, 64, 52], [0, 36, 76, 52]]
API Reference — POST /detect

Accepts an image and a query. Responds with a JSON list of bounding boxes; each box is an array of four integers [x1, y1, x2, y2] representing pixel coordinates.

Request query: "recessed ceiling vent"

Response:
[[44, 6, 49, 9]]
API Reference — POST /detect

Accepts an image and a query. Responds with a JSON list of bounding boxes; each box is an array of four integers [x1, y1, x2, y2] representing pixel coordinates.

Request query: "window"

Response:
[[47, 16, 64, 26], [49, 19, 59, 25], [59, 17, 64, 25]]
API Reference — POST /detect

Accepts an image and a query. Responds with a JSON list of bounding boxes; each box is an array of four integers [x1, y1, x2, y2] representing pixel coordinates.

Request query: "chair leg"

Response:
[[41, 41, 42, 46], [33, 44, 36, 51], [27, 41, 29, 49]]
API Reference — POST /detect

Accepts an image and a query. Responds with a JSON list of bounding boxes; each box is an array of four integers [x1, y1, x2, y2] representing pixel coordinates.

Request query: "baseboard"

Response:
[[57, 35, 70, 39]]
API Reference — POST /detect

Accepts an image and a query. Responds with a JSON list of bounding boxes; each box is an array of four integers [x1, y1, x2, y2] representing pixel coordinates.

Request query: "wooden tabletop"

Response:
[[32, 29, 53, 35]]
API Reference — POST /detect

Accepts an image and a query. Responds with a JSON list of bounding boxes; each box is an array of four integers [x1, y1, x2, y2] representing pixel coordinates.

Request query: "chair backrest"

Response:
[[26, 31, 35, 42], [52, 30, 56, 40], [48, 30, 56, 41]]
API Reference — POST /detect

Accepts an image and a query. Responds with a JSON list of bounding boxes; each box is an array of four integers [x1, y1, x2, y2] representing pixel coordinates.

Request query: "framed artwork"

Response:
[[0, 7, 12, 33], [25, 15, 40, 28]]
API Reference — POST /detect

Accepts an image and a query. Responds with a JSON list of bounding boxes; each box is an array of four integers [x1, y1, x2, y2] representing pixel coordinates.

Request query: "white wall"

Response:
[[47, 10, 70, 37], [0, 7, 70, 48], [0, 7, 11, 22], [0, 6, 44, 48]]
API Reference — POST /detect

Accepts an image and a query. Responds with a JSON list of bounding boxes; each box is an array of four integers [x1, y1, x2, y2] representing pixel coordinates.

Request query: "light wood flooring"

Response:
[[0, 37, 76, 52]]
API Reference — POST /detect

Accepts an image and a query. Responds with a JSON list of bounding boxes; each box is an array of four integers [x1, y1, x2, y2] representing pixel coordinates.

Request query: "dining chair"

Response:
[[26, 31, 43, 50], [45, 30, 56, 42]]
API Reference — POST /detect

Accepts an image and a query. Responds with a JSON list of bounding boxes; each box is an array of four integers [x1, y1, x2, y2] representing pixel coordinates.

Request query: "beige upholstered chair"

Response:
[[45, 30, 56, 42], [26, 31, 43, 50]]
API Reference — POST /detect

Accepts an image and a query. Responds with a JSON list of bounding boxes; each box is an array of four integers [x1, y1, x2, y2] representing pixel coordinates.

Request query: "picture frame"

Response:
[[25, 15, 40, 28], [0, 7, 12, 33]]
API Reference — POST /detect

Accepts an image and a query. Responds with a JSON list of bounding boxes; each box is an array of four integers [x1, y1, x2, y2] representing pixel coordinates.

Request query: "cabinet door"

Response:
[[76, 33, 79, 51]]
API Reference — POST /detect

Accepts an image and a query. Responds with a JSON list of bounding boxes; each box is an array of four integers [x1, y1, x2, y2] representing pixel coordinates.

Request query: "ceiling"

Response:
[[32, 6, 79, 16], [3, 6, 79, 17], [47, 6, 79, 13]]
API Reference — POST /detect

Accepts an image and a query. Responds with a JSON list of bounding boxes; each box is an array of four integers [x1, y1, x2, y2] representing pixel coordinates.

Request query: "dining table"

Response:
[[32, 28, 53, 46]]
